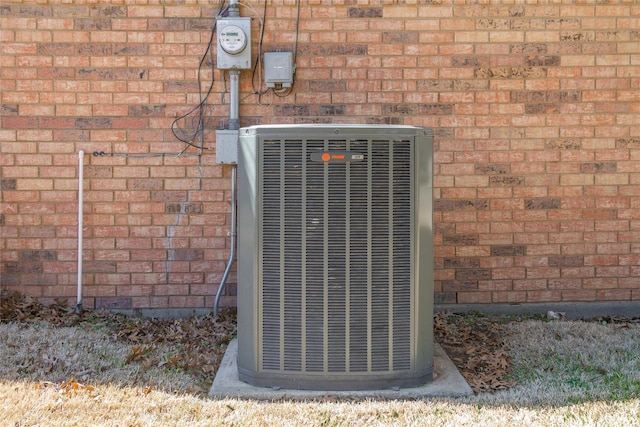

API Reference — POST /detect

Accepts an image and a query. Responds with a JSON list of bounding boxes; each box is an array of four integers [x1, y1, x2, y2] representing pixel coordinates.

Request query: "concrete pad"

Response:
[[209, 339, 473, 400]]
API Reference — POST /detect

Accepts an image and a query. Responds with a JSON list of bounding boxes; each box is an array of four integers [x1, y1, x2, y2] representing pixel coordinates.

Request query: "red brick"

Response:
[[526, 267, 561, 280], [621, 253, 640, 266], [153, 284, 189, 296], [456, 292, 491, 304], [585, 255, 619, 266], [597, 289, 631, 301], [527, 291, 562, 302], [83, 282, 118, 296], [595, 266, 629, 278], [492, 291, 527, 303], [620, 274, 640, 287], [1, 3, 638, 310], [513, 279, 548, 291], [583, 277, 619, 289], [562, 290, 597, 301], [548, 278, 582, 290], [514, 256, 548, 268], [131, 273, 166, 285], [562, 267, 596, 278], [596, 243, 631, 254]]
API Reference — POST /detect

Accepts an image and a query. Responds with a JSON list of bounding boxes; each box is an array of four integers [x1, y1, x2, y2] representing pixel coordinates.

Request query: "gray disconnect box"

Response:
[[216, 129, 239, 164], [264, 52, 293, 88]]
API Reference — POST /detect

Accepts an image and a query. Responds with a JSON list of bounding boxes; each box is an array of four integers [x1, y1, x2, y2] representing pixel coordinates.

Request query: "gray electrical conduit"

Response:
[[214, 165, 237, 318], [214, 0, 240, 318]]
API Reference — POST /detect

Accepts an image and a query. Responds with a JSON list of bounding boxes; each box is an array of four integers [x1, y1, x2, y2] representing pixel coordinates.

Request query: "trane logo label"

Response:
[[310, 151, 365, 163]]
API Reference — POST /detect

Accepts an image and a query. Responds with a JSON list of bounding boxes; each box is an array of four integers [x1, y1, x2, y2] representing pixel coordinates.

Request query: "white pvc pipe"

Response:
[[76, 150, 84, 313]]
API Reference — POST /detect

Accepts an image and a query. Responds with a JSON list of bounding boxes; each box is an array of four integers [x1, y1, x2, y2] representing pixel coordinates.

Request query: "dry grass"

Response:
[[503, 319, 640, 405], [0, 322, 198, 393], [2, 379, 639, 427], [2, 310, 640, 426]]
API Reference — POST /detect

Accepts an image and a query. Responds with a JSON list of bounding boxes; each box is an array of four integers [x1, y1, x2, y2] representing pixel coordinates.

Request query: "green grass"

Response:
[[503, 320, 640, 405]]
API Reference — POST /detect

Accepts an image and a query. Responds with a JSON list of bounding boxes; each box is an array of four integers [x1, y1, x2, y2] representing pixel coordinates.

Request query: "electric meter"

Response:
[[219, 25, 247, 55], [216, 17, 251, 70]]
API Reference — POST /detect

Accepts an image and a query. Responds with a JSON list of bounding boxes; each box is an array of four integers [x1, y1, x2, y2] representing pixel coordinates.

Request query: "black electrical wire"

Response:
[[170, 23, 217, 149], [170, 0, 229, 148], [217, 0, 227, 15], [250, 0, 269, 96], [293, 0, 301, 69], [98, 3, 229, 159], [171, 0, 228, 150]]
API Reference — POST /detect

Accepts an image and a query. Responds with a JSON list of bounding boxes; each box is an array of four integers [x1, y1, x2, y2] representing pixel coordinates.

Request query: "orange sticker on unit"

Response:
[[310, 151, 364, 163]]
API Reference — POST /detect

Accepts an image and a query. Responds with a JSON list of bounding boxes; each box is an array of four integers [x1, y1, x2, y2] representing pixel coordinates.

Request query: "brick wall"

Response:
[[1, 0, 639, 310]]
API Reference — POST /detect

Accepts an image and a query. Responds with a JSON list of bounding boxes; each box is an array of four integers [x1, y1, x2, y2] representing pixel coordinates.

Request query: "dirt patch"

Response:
[[3, 291, 513, 394]]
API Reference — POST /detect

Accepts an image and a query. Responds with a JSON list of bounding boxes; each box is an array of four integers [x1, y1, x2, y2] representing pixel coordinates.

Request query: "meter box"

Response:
[[216, 17, 251, 70]]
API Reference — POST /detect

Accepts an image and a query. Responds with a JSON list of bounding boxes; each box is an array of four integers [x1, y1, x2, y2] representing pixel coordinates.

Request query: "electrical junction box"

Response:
[[216, 17, 252, 70], [264, 52, 293, 88], [216, 129, 239, 164]]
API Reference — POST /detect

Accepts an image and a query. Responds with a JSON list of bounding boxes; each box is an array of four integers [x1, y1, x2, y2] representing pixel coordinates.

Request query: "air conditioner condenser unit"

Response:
[[236, 124, 434, 390]]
